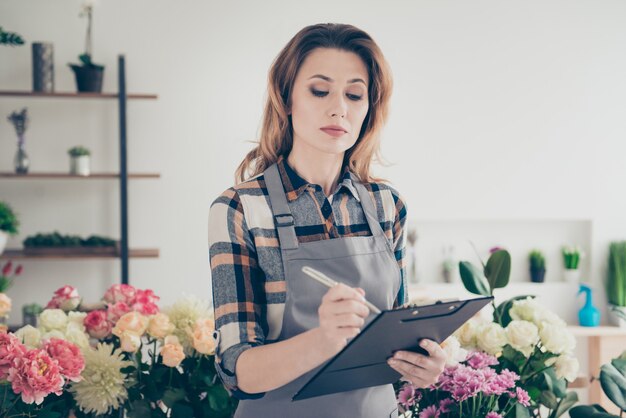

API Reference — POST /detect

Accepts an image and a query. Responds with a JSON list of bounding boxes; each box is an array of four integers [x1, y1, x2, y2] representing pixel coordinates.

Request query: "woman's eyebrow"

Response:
[[308, 74, 367, 85]]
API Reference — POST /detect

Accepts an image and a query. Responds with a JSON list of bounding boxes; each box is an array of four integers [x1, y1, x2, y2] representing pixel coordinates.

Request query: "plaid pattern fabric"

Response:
[[209, 156, 408, 397]]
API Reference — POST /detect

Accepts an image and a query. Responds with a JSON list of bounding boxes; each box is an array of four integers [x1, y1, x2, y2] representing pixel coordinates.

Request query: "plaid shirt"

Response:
[[208, 156, 408, 398]]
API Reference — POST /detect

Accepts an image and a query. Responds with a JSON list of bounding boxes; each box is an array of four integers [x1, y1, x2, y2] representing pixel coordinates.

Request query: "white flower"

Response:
[[476, 322, 507, 356], [441, 336, 467, 365], [0, 293, 12, 317], [509, 297, 541, 323], [535, 309, 567, 330], [164, 296, 212, 354], [505, 320, 539, 357], [39, 309, 68, 332], [540, 322, 576, 354], [64, 322, 90, 349], [67, 311, 87, 328], [546, 355, 580, 382], [14, 325, 42, 349], [42, 330, 66, 341]]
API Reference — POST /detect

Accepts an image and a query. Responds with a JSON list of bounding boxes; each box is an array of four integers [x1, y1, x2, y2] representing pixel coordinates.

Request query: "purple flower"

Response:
[[514, 387, 531, 407], [497, 369, 520, 389], [419, 405, 440, 418], [489, 246, 504, 254], [486, 413, 503, 418], [466, 351, 499, 369], [438, 398, 454, 413], [397, 384, 420, 408]]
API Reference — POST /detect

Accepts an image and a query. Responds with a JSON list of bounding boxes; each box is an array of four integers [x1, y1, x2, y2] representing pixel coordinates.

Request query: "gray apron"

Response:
[[234, 163, 401, 418]]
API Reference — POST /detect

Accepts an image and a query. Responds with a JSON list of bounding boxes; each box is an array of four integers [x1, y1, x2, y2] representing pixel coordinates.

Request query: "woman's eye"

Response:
[[310, 88, 364, 101], [347, 93, 363, 101], [310, 88, 328, 97]]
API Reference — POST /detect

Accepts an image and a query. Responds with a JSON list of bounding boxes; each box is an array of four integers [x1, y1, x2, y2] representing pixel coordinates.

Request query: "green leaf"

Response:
[[485, 250, 512, 290], [600, 362, 626, 411], [127, 400, 152, 418], [611, 358, 626, 376], [171, 402, 194, 418], [459, 261, 490, 296], [553, 391, 579, 418], [540, 390, 558, 410], [162, 388, 186, 408], [568, 405, 614, 418]]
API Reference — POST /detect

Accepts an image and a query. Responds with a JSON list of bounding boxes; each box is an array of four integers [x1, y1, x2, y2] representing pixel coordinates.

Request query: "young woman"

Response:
[[209, 23, 446, 418]]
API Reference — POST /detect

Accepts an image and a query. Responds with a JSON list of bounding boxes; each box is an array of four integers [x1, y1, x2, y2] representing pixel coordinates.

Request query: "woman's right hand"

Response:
[[317, 283, 370, 353]]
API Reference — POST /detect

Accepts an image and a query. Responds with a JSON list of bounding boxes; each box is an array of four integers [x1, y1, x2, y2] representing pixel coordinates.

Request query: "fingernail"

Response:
[[388, 359, 397, 365], [420, 340, 428, 348]]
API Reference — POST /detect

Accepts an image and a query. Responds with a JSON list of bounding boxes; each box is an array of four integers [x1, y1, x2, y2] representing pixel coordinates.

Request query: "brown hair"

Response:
[[235, 23, 393, 184]]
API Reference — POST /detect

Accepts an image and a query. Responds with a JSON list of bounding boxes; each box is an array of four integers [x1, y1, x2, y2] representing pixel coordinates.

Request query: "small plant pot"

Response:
[[563, 269, 581, 283], [70, 155, 90, 176], [70, 64, 104, 93], [530, 268, 546, 283], [0, 230, 8, 256], [607, 305, 626, 328]]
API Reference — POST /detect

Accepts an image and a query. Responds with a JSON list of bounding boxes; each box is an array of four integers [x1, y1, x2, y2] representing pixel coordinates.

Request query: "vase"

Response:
[[70, 64, 104, 93], [563, 269, 581, 283], [0, 231, 7, 256], [14, 143, 29, 174], [32, 42, 54, 92], [70, 155, 90, 176], [530, 268, 546, 283], [607, 305, 626, 328]]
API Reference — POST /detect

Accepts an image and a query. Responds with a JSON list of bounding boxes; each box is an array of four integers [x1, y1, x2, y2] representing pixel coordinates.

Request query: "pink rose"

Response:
[[132, 301, 159, 316], [107, 301, 132, 324], [46, 285, 81, 311], [0, 333, 27, 379], [43, 338, 84, 382], [131, 289, 160, 315], [84, 310, 112, 339], [103, 284, 137, 305], [7, 348, 64, 405]]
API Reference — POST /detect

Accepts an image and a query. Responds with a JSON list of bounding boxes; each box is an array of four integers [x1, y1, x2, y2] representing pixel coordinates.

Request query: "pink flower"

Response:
[[466, 351, 499, 369], [46, 285, 81, 311], [103, 284, 136, 305], [419, 405, 440, 418], [133, 289, 159, 305], [131, 301, 159, 316], [43, 338, 84, 382], [84, 310, 112, 339], [513, 387, 531, 407], [0, 333, 27, 379], [107, 301, 132, 324], [131, 289, 160, 315], [486, 413, 503, 418], [438, 398, 454, 413], [7, 348, 64, 405], [398, 384, 421, 408], [497, 369, 520, 390]]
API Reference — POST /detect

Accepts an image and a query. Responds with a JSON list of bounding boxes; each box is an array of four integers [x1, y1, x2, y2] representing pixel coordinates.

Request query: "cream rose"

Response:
[[509, 298, 540, 323], [476, 322, 507, 356], [191, 318, 216, 355], [147, 313, 174, 339], [15, 325, 41, 349], [112, 311, 149, 337], [540, 322, 576, 354], [441, 335, 467, 365], [119, 331, 142, 353], [506, 320, 539, 357], [39, 309, 69, 332], [161, 335, 185, 367], [64, 322, 90, 349], [551, 355, 580, 382], [454, 320, 478, 348], [0, 293, 12, 317]]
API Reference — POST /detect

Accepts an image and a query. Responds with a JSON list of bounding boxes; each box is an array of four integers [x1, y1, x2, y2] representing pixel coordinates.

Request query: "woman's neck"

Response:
[[286, 147, 344, 197]]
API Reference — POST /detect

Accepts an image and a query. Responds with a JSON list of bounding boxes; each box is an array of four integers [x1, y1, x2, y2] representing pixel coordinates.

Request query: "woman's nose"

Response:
[[327, 94, 347, 118]]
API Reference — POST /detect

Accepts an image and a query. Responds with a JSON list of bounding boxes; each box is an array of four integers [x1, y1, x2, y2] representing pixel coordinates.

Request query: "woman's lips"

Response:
[[320, 128, 347, 137]]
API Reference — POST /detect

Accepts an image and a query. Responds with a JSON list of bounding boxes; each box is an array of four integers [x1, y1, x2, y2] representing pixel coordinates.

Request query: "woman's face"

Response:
[[289, 48, 370, 157]]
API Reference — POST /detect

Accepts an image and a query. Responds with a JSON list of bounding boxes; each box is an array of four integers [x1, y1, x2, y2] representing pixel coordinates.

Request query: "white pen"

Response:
[[301, 266, 382, 314]]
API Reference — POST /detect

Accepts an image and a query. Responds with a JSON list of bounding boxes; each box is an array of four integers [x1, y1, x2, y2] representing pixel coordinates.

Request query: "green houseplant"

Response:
[[0, 201, 19, 255], [0, 27, 25, 46], [68, 0, 105, 92], [562, 245, 583, 283], [607, 242, 626, 328], [68, 146, 91, 176], [529, 250, 546, 283]]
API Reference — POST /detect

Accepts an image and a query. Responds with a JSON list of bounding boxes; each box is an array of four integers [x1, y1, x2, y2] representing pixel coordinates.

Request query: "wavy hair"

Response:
[[235, 23, 393, 184]]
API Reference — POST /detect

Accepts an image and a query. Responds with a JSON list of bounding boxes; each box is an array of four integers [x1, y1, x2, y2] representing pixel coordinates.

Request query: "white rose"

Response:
[[454, 320, 477, 348], [506, 320, 539, 357], [14, 325, 42, 349], [535, 310, 567, 330], [119, 331, 142, 353], [540, 323, 576, 354], [64, 323, 90, 349], [547, 355, 580, 382], [441, 336, 467, 365], [476, 322, 507, 356], [510, 298, 541, 323], [39, 309, 68, 332], [67, 311, 87, 329], [42, 329, 66, 341]]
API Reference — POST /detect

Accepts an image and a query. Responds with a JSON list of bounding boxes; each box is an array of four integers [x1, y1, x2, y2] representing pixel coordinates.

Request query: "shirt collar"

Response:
[[276, 156, 360, 202]]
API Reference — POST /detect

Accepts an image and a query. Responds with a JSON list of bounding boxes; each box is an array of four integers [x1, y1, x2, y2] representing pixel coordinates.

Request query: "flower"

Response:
[[118, 331, 141, 353], [513, 387, 531, 406], [84, 310, 112, 339], [7, 348, 64, 405], [46, 285, 81, 311], [440, 336, 467, 366], [161, 335, 185, 368], [70, 343, 132, 415], [104, 284, 136, 305], [0, 332, 27, 379], [547, 354, 580, 382], [0, 292, 12, 317], [39, 309, 69, 332], [112, 311, 148, 337], [475, 322, 507, 356], [438, 398, 454, 413], [465, 351, 498, 369], [505, 320, 539, 357], [107, 301, 131, 324], [14, 325, 42, 349], [164, 296, 212, 354], [398, 384, 420, 409], [486, 413, 503, 418], [192, 318, 216, 355], [147, 312, 174, 339], [63, 320, 90, 349], [131, 288, 160, 315], [418, 405, 440, 418], [43, 338, 85, 382], [539, 322, 576, 354]]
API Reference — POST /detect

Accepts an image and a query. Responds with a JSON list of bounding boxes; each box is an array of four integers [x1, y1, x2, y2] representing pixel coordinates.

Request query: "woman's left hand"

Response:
[[387, 339, 446, 388]]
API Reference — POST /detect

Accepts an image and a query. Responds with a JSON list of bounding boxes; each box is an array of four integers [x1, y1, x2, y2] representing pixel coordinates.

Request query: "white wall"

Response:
[[1, 0, 625, 352]]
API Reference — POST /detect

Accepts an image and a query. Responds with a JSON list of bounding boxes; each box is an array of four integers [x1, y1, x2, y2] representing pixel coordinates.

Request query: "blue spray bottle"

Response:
[[578, 284, 601, 327]]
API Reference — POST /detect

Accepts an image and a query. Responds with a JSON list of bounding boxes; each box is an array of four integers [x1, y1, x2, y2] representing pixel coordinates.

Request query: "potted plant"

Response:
[[7, 108, 30, 174], [0, 202, 19, 255], [529, 249, 546, 283], [562, 245, 583, 283], [607, 241, 626, 328], [68, 0, 105, 93], [0, 27, 25, 46], [68, 146, 91, 176]]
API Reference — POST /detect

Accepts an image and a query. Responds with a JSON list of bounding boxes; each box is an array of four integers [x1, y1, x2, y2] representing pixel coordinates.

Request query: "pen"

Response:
[[301, 266, 382, 314]]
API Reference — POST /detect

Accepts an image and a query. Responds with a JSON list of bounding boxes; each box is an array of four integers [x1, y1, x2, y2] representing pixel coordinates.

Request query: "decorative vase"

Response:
[[607, 305, 626, 328], [70, 64, 104, 93], [530, 268, 546, 283], [14, 143, 29, 174], [32, 42, 54, 92], [70, 155, 90, 176], [0, 230, 8, 255], [563, 269, 581, 283]]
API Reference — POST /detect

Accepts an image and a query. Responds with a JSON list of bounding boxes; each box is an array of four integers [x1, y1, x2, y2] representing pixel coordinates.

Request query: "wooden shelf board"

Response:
[[0, 172, 160, 179], [0, 90, 157, 100], [0, 248, 159, 259]]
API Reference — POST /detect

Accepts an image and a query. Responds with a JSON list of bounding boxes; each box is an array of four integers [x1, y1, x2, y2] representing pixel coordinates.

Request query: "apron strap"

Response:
[[351, 178, 387, 239], [264, 163, 299, 250]]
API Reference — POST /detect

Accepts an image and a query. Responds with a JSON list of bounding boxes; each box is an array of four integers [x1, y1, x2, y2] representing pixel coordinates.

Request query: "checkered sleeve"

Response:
[[390, 187, 408, 307], [209, 187, 267, 399]]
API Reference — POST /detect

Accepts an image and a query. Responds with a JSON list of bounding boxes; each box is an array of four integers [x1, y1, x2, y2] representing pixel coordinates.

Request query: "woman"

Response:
[[209, 23, 446, 418]]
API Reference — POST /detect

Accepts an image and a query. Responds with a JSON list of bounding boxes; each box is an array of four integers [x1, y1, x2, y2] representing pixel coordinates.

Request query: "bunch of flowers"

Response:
[[397, 349, 530, 417], [0, 261, 23, 326]]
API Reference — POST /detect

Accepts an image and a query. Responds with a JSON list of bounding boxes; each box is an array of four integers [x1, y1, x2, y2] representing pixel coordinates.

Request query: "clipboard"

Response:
[[292, 296, 493, 401]]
